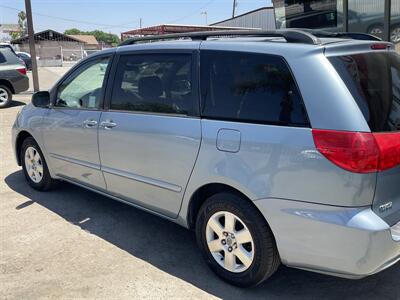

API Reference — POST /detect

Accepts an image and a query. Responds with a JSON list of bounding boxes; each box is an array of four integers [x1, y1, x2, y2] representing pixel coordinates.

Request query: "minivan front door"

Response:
[[99, 52, 201, 217], [41, 56, 111, 189]]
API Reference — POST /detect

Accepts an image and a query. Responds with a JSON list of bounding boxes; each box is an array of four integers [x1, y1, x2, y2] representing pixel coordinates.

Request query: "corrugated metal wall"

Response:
[[212, 8, 276, 30], [341, 0, 400, 15]]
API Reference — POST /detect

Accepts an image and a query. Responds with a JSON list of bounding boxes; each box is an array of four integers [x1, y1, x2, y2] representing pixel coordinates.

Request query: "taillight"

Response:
[[371, 43, 390, 50], [16, 66, 27, 75], [312, 129, 379, 173], [374, 132, 400, 171], [313, 129, 400, 173]]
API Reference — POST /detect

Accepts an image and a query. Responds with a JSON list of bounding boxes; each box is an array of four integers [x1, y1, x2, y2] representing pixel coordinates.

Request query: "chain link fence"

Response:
[[16, 45, 107, 67]]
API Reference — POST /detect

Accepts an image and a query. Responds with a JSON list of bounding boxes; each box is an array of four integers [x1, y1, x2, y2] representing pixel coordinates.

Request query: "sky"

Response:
[[0, 0, 273, 35]]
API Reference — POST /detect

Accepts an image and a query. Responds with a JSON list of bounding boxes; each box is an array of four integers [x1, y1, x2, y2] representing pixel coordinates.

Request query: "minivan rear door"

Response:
[[328, 49, 400, 226], [98, 50, 201, 218]]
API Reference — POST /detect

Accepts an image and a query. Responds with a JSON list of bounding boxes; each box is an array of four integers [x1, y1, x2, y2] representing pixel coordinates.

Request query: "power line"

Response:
[[167, 0, 216, 24], [0, 4, 138, 29]]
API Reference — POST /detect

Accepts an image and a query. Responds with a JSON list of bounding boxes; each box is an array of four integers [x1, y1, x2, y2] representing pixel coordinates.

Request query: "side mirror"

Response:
[[32, 91, 50, 108]]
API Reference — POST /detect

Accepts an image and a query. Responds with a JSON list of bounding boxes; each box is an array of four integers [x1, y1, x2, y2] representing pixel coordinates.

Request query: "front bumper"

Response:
[[255, 198, 400, 279]]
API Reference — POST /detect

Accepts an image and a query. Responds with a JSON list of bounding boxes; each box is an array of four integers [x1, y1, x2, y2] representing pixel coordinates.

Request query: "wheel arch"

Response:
[[0, 79, 15, 94], [186, 182, 262, 230], [367, 22, 384, 33], [15, 130, 34, 165]]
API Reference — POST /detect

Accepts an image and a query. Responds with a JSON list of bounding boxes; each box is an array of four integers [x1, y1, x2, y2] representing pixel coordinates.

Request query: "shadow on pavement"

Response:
[[4, 170, 400, 300], [7, 100, 26, 108]]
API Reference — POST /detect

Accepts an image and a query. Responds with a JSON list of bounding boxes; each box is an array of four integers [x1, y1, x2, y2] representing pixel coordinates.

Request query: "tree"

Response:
[[64, 28, 120, 46], [10, 11, 27, 40]]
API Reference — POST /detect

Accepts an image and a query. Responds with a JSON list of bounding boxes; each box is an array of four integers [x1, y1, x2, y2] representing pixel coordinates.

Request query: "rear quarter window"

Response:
[[200, 50, 309, 127], [329, 51, 400, 132]]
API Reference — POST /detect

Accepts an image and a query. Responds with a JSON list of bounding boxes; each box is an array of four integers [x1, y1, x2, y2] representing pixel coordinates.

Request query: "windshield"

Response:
[[329, 51, 400, 132]]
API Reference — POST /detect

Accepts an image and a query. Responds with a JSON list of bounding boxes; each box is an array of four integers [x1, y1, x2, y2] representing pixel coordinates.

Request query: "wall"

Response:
[[212, 8, 276, 30], [16, 40, 85, 67]]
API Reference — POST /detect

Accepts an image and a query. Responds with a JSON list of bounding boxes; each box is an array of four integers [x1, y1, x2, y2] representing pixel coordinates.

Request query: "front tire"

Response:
[[21, 137, 56, 191], [368, 24, 383, 39], [0, 85, 12, 108], [391, 25, 400, 43], [196, 192, 280, 287]]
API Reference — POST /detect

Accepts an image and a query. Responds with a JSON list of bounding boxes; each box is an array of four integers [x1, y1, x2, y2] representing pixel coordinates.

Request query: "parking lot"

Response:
[[0, 68, 399, 299]]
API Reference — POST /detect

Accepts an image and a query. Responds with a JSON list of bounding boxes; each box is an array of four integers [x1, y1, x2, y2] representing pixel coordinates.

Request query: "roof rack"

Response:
[[118, 28, 383, 47], [119, 29, 322, 46], [299, 29, 382, 41]]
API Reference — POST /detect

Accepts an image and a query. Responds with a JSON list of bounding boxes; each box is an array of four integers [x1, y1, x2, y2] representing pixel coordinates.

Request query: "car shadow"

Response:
[[7, 100, 26, 108], [4, 170, 400, 300]]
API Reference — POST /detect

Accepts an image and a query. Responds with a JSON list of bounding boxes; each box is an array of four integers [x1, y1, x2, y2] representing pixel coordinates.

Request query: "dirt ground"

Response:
[[0, 68, 399, 299]]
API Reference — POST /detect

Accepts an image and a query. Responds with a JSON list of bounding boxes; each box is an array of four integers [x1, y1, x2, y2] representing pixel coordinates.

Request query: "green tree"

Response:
[[64, 28, 120, 46], [10, 11, 27, 40]]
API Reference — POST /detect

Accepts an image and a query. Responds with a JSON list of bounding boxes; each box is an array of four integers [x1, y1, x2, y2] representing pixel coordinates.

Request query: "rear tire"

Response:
[[0, 85, 12, 108], [21, 137, 57, 191], [195, 192, 280, 287]]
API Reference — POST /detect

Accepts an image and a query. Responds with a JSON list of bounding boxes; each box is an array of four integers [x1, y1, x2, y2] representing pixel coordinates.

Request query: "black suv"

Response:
[[0, 48, 29, 108]]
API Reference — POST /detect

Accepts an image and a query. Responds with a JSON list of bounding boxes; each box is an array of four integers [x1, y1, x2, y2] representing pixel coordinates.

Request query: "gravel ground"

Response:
[[0, 68, 399, 300]]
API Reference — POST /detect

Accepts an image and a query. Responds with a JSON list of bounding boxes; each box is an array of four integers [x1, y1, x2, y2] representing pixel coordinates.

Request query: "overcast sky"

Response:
[[0, 0, 273, 35]]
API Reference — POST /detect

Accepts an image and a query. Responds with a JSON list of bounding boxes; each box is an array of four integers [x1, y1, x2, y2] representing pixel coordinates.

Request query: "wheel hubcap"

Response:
[[370, 28, 383, 35], [24, 146, 43, 183], [0, 88, 8, 104], [391, 27, 400, 43], [206, 211, 254, 273]]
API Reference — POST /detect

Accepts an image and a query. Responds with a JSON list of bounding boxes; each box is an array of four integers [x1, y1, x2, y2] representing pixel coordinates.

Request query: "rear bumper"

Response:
[[12, 74, 29, 94], [255, 198, 400, 279]]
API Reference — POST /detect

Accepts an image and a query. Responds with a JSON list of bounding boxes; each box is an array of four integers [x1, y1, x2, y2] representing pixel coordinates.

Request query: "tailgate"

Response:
[[327, 48, 400, 226], [373, 166, 400, 226]]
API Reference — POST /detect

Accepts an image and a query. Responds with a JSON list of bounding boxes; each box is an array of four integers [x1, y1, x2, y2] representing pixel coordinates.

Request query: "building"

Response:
[[11, 29, 89, 66], [211, 7, 276, 30], [0, 24, 23, 42], [67, 34, 100, 50], [120, 24, 254, 41]]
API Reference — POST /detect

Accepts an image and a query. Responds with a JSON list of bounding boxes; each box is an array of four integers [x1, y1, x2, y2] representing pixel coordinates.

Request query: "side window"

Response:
[[0, 52, 6, 63], [56, 57, 110, 109], [110, 54, 194, 115], [200, 51, 309, 126]]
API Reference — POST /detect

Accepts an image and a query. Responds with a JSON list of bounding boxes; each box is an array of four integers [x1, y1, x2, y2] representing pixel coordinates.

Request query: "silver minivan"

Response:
[[12, 30, 400, 287]]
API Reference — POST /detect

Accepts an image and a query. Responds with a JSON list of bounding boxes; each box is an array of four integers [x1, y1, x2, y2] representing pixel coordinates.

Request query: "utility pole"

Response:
[[201, 11, 208, 25], [139, 18, 142, 29], [343, 0, 349, 32], [384, 0, 391, 41], [25, 0, 39, 91], [232, 0, 237, 18]]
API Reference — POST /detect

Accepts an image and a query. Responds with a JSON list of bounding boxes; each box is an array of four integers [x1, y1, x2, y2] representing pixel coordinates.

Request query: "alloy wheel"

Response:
[[24, 146, 44, 183], [206, 211, 254, 273], [0, 87, 8, 105], [369, 27, 383, 36], [391, 27, 400, 43]]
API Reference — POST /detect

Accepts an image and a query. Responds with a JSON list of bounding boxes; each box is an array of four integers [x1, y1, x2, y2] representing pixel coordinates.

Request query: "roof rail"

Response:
[[119, 29, 322, 46], [299, 29, 382, 41]]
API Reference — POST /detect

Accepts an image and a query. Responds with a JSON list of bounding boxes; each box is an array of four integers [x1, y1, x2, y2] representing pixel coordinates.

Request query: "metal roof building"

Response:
[[120, 24, 253, 41], [211, 7, 276, 30]]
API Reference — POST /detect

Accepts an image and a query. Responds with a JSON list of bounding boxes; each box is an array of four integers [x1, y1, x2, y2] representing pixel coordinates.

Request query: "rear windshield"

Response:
[[329, 52, 400, 132]]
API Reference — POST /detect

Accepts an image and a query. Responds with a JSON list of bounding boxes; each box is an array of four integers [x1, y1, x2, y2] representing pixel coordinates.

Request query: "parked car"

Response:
[[277, 10, 400, 43], [0, 43, 17, 54], [0, 48, 29, 108], [11, 30, 400, 287], [16, 51, 32, 70]]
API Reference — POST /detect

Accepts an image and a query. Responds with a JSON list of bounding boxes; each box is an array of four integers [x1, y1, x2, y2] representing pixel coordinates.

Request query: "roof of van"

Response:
[[86, 29, 395, 60], [118, 29, 386, 47]]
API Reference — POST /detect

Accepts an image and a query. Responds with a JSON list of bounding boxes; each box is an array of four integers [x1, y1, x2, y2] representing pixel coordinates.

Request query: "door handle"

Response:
[[83, 119, 98, 128], [100, 120, 117, 129]]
